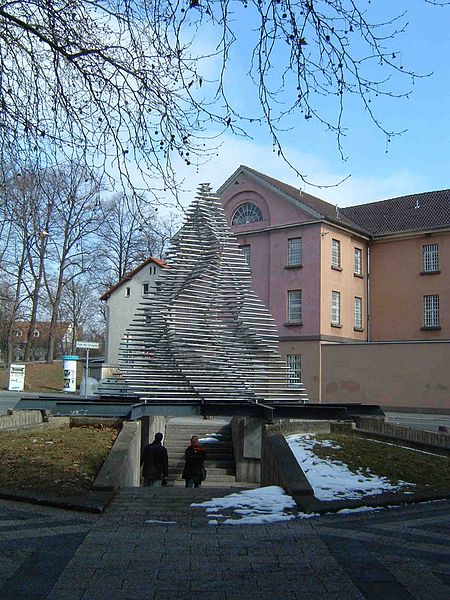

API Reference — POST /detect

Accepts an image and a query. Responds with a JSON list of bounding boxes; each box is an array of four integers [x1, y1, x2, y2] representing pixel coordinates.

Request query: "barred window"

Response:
[[287, 290, 302, 323], [354, 248, 362, 275], [354, 297, 362, 329], [232, 203, 263, 225], [287, 354, 302, 387], [288, 238, 302, 266], [423, 244, 439, 273], [241, 245, 251, 268], [332, 239, 341, 268], [423, 295, 440, 328], [332, 291, 341, 324]]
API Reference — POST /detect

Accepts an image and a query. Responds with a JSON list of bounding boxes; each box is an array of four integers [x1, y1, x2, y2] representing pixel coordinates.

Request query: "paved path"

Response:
[[0, 489, 449, 600]]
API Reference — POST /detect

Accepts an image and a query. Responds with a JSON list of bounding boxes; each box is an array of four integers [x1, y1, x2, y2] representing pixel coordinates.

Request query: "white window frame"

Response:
[[423, 295, 440, 328], [241, 244, 251, 268], [125, 287, 131, 297], [354, 247, 362, 275], [331, 239, 341, 268], [288, 237, 302, 266], [287, 354, 302, 387], [142, 282, 150, 296], [332, 291, 341, 325], [287, 290, 302, 323], [423, 244, 439, 273], [354, 297, 362, 329], [232, 203, 263, 225]]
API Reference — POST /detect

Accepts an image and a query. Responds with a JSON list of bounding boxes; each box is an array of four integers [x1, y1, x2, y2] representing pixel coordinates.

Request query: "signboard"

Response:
[[8, 363, 26, 391], [76, 341, 100, 350]]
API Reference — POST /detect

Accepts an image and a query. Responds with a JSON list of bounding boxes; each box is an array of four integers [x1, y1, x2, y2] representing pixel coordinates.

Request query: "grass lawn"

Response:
[[0, 425, 118, 496], [311, 433, 450, 494], [0, 361, 83, 392]]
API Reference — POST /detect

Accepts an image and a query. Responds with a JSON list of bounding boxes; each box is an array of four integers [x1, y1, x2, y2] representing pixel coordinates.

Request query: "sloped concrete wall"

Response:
[[93, 421, 141, 491]]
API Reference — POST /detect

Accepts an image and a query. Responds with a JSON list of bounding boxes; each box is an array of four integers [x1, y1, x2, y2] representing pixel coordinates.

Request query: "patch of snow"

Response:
[[336, 506, 384, 515], [144, 519, 177, 524], [286, 433, 414, 501], [192, 485, 297, 525]]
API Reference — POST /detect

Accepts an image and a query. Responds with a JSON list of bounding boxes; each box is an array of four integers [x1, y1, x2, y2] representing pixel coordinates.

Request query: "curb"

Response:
[[293, 488, 450, 514], [0, 487, 116, 514]]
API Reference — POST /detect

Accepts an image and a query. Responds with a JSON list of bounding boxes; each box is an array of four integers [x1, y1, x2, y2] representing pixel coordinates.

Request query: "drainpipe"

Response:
[[367, 245, 371, 341]]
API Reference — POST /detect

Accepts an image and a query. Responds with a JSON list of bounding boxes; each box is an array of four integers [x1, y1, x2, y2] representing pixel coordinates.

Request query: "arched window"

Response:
[[232, 202, 263, 225], [33, 329, 40, 338]]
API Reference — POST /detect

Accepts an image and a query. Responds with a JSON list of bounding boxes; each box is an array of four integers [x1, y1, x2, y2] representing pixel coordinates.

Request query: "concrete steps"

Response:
[[164, 417, 236, 485]]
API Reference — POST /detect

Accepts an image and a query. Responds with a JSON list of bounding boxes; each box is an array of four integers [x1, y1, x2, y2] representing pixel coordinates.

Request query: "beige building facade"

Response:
[[219, 166, 450, 410]]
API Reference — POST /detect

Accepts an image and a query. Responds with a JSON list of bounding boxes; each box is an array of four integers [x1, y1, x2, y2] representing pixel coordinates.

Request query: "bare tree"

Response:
[[95, 192, 179, 287], [59, 277, 101, 354], [0, 1, 447, 193], [42, 164, 103, 362]]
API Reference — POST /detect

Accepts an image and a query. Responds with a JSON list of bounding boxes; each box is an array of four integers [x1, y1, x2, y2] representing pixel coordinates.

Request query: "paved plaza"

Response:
[[0, 487, 449, 600]]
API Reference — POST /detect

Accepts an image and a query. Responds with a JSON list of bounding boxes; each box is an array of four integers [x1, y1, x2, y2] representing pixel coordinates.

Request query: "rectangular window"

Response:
[[142, 282, 150, 296], [287, 354, 302, 387], [288, 237, 302, 266], [241, 244, 251, 268], [332, 291, 341, 324], [125, 287, 131, 297], [287, 290, 302, 323], [354, 248, 362, 275], [354, 297, 362, 329], [423, 244, 439, 273], [331, 239, 341, 268], [423, 295, 440, 328]]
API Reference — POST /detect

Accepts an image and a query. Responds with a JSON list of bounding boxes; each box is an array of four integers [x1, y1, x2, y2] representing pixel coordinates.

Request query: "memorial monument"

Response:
[[106, 184, 308, 406]]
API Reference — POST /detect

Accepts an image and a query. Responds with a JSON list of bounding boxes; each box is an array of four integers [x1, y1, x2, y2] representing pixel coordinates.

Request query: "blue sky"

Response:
[[159, 1, 450, 210]]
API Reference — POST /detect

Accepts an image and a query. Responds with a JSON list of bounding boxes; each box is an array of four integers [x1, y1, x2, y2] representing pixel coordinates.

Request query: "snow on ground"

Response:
[[191, 485, 298, 525], [286, 433, 414, 501]]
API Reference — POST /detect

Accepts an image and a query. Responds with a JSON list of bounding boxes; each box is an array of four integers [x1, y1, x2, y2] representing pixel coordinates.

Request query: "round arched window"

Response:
[[232, 202, 263, 225]]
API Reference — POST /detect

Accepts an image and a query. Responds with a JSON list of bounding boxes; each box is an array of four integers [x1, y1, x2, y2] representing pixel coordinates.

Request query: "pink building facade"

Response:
[[219, 166, 450, 406]]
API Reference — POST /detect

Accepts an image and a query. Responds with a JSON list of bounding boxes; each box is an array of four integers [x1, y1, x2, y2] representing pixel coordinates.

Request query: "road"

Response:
[[384, 411, 450, 433]]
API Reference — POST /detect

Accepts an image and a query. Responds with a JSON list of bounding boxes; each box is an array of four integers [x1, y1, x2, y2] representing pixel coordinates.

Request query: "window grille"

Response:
[[288, 238, 302, 266], [354, 248, 362, 275], [287, 354, 302, 387], [354, 297, 362, 329], [423, 244, 439, 272], [241, 245, 251, 268], [232, 203, 263, 225], [332, 239, 341, 268], [287, 290, 302, 323], [332, 291, 341, 324], [423, 295, 440, 327]]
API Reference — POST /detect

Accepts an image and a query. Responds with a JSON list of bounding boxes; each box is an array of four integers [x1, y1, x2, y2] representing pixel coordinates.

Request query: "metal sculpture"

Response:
[[110, 184, 308, 405]]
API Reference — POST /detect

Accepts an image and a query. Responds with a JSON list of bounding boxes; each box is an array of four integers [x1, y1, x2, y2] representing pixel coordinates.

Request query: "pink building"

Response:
[[219, 166, 450, 404]]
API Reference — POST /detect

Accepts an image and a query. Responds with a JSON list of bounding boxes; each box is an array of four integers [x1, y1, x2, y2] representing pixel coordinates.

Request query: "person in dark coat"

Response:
[[141, 432, 169, 488], [182, 435, 206, 488]]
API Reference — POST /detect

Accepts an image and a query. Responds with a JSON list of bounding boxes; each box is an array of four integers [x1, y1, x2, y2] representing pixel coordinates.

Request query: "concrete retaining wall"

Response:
[[356, 417, 450, 451], [261, 431, 314, 501], [93, 421, 141, 491], [0, 410, 44, 431], [231, 417, 261, 483]]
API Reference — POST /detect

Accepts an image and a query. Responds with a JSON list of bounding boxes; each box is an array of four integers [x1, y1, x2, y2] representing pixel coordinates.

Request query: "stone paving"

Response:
[[0, 489, 449, 600]]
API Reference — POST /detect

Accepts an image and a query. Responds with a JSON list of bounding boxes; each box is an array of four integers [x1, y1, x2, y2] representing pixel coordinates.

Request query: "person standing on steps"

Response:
[[141, 432, 169, 488], [182, 435, 207, 488]]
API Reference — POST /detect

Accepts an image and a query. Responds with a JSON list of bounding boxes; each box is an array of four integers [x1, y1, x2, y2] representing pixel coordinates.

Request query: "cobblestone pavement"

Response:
[[0, 490, 449, 600]]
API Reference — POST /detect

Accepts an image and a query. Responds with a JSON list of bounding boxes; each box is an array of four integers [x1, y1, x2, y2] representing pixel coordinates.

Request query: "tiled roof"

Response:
[[341, 190, 450, 236], [234, 166, 371, 235], [100, 257, 169, 301]]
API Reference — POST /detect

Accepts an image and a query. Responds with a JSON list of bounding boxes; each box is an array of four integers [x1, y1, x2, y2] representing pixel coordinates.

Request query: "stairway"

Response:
[[164, 417, 237, 486]]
